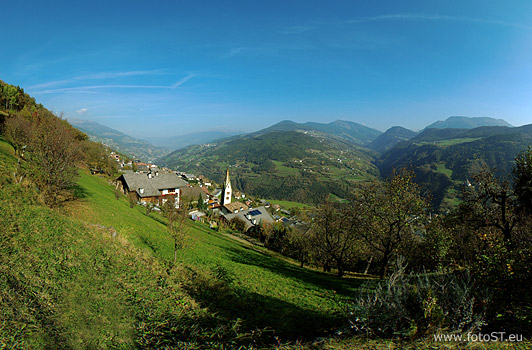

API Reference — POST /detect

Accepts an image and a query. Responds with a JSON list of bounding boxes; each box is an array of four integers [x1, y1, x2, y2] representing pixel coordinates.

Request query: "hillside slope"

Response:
[[159, 130, 379, 203], [377, 124, 532, 208], [254, 119, 382, 145], [0, 135, 364, 347], [149, 129, 244, 150], [368, 126, 418, 153], [425, 116, 513, 129], [69, 118, 170, 162]]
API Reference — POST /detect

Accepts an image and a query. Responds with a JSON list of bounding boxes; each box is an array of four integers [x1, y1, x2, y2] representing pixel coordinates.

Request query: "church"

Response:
[[221, 169, 249, 214], [219, 169, 274, 231]]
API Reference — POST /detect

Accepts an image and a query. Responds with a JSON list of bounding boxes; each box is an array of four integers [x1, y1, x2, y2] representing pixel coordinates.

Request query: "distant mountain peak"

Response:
[[368, 126, 418, 153], [425, 116, 513, 130], [257, 119, 381, 145], [69, 118, 169, 162]]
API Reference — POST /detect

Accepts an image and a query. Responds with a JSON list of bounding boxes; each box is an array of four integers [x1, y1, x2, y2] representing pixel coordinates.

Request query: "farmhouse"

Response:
[[223, 206, 275, 232], [180, 186, 209, 206], [117, 170, 189, 206], [221, 201, 249, 214]]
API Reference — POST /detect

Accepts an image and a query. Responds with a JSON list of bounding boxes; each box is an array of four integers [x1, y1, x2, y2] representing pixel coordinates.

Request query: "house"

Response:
[[134, 162, 150, 172], [180, 186, 209, 204], [209, 202, 222, 210], [212, 188, 223, 198], [181, 173, 197, 181], [222, 206, 275, 232], [117, 170, 189, 206], [200, 186, 211, 197], [221, 201, 249, 215], [189, 210, 206, 221]]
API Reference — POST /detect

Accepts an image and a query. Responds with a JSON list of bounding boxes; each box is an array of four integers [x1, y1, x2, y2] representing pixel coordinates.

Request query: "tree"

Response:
[[145, 202, 155, 216], [513, 146, 532, 215], [12, 111, 81, 206], [197, 194, 207, 211], [286, 225, 312, 268], [355, 168, 430, 277], [162, 198, 190, 263], [82, 140, 117, 177], [460, 166, 518, 245], [3, 113, 32, 156], [310, 202, 360, 277], [3, 85, 19, 110], [114, 187, 121, 200], [452, 161, 532, 334], [128, 192, 137, 208], [229, 216, 246, 232]]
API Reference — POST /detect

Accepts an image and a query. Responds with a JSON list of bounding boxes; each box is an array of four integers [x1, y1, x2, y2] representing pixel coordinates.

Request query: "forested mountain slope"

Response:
[[425, 116, 513, 129], [368, 126, 418, 153], [253, 119, 382, 145], [159, 130, 379, 203], [377, 124, 532, 208]]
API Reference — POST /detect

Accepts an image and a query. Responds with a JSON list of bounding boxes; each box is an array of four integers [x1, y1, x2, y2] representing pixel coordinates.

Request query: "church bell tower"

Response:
[[222, 169, 232, 205]]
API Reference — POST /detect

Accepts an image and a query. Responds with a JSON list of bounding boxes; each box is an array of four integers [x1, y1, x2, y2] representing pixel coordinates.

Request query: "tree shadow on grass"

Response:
[[178, 264, 342, 342], [217, 243, 365, 299], [146, 213, 167, 226], [71, 183, 89, 199], [138, 235, 160, 255]]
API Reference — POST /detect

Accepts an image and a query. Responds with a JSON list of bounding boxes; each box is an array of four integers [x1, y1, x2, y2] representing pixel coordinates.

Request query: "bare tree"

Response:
[[162, 198, 191, 263]]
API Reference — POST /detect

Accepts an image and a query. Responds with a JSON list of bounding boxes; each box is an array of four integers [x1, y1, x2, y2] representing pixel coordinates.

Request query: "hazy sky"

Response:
[[3, 1, 532, 138]]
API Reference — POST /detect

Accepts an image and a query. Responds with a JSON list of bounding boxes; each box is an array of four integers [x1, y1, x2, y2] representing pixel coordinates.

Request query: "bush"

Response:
[[347, 258, 487, 339], [4, 111, 83, 207]]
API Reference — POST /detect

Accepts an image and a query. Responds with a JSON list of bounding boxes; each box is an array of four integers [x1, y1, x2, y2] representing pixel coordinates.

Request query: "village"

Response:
[[108, 151, 299, 237]]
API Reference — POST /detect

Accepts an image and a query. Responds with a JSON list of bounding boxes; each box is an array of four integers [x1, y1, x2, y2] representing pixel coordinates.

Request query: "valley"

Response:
[[2, 79, 531, 348]]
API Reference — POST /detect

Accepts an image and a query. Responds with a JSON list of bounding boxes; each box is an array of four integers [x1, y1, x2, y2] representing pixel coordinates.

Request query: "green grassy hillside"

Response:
[[0, 136, 366, 348], [159, 130, 379, 203], [72, 170, 365, 338]]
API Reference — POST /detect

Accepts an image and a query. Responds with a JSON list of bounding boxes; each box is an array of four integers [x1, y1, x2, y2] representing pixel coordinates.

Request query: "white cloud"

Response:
[[77, 108, 88, 114], [172, 73, 196, 88], [347, 13, 531, 30], [74, 70, 165, 80], [31, 72, 197, 94]]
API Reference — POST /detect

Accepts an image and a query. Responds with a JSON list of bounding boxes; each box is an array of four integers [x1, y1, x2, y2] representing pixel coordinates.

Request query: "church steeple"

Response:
[[222, 169, 232, 205]]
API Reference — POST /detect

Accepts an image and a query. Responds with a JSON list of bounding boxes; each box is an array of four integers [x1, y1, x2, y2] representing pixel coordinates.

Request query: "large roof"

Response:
[[121, 172, 188, 197], [223, 206, 274, 231], [181, 186, 209, 200], [223, 201, 249, 213]]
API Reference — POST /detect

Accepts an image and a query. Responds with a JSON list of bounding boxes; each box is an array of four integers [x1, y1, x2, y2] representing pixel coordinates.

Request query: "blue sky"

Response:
[[3, 1, 532, 138]]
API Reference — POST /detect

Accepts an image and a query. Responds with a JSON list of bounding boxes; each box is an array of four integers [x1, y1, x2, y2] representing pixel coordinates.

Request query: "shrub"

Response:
[[347, 258, 487, 339]]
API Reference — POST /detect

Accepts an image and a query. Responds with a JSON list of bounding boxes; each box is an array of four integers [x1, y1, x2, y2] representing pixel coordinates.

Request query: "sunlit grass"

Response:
[[71, 171, 366, 338]]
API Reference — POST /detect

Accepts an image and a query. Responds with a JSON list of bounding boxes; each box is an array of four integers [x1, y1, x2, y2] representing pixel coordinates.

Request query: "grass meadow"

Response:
[[72, 171, 365, 339], [1, 137, 529, 349]]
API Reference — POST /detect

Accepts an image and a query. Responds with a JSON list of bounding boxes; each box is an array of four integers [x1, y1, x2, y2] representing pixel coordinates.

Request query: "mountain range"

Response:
[[69, 119, 171, 162], [148, 130, 244, 150], [71, 116, 529, 208], [425, 116, 513, 129]]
